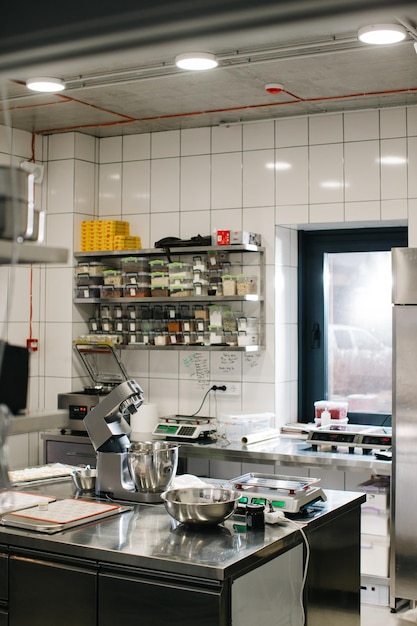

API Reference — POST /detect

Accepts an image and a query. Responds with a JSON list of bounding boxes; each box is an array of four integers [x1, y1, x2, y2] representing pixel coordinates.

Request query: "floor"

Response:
[[361, 603, 413, 625]]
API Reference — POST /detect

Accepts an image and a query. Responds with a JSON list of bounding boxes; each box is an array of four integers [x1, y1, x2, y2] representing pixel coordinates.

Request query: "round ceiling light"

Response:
[[26, 77, 66, 93], [357, 24, 407, 45], [175, 52, 218, 70]]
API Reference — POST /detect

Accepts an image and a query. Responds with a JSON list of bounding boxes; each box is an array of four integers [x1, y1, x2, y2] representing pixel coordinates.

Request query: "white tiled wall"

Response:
[[1, 105, 416, 434]]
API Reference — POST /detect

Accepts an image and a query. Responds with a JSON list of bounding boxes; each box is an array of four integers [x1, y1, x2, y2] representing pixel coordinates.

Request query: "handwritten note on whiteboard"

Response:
[[183, 353, 210, 388]]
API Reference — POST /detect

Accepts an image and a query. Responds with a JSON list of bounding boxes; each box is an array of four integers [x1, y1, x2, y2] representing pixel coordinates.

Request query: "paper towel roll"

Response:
[[130, 403, 159, 433]]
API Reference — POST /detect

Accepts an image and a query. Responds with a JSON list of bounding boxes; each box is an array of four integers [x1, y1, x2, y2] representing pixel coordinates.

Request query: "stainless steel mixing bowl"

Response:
[[160, 486, 241, 525], [71, 466, 97, 491], [127, 441, 179, 493]]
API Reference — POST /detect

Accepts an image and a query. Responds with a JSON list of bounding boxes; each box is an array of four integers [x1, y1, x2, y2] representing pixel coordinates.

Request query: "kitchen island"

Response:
[[0, 478, 365, 626]]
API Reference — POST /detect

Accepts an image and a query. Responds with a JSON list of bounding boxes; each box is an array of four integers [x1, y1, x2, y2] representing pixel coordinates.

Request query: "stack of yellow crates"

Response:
[[113, 235, 142, 250], [81, 220, 141, 251]]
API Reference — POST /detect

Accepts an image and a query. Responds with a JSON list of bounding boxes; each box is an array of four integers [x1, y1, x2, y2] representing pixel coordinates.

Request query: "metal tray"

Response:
[[229, 473, 321, 494]]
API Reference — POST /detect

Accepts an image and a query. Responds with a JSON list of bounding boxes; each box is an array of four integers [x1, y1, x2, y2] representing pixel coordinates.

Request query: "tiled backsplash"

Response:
[[0, 106, 416, 427]]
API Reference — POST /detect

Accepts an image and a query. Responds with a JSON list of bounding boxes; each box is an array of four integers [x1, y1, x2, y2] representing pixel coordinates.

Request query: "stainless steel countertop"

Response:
[[0, 479, 364, 581], [177, 435, 392, 475]]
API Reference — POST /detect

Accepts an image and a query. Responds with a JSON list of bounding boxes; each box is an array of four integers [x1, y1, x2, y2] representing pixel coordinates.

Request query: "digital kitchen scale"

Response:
[[229, 473, 327, 514], [306, 424, 392, 454], [153, 415, 217, 441]]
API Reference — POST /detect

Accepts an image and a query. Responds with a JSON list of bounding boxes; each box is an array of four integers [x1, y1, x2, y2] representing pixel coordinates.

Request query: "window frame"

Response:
[[298, 226, 407, 426]]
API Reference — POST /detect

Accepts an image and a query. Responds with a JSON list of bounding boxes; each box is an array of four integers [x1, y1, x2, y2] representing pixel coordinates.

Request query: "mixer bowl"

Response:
[[127, 441, 179, 493], [160, 487, 241, 525]]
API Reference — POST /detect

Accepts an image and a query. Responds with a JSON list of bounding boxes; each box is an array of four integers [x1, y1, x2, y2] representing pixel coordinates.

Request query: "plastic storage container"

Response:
[[236, 274, 258, 296], [217, 412, 274, 443], [314, 401, 348, 421], [121, 256, 150, 272]]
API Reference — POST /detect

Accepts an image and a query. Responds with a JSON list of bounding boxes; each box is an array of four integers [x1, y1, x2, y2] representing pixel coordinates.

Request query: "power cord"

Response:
[[189, 385, 225, 417]]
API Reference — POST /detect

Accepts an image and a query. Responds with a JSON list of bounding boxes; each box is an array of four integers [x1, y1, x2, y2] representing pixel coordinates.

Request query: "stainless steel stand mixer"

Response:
[[84, 379, 178, 503]]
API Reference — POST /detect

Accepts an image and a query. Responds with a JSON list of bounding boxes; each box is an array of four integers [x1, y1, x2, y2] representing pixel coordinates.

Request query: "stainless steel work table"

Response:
[[0, 478, 365, 626], [178, 435, 392, 475], [42, 430, 392, 476]]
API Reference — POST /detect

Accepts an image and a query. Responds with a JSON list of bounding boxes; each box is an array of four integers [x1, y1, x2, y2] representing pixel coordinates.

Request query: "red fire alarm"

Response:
[[26, 338, 39, 353], [265, 83, 284, 95]]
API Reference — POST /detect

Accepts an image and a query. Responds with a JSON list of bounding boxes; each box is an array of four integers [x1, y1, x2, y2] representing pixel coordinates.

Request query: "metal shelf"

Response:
[[0, 240, 68, 264], [74, 294, 262, 304], [73, 243, 265, 351], [119, 343, 262, 352], [74, 244, 264, 258]]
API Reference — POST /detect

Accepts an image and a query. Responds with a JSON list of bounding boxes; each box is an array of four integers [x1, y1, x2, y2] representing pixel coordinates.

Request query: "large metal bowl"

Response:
[[160, 487, 241, 525], [127, 441, 179, 493], [71, 467, 97, 492]]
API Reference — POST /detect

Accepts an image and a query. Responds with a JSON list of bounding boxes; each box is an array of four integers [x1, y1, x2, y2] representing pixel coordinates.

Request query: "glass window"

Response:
[[325, 251, 392, 415], [298, 227, 407, 425]]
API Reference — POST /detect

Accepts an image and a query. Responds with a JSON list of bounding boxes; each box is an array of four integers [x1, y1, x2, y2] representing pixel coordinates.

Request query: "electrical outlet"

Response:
[[211, 382, 240, 396]]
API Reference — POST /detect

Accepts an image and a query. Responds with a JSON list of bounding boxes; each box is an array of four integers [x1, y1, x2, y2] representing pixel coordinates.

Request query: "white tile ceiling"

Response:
[[1, 1, 416, 137]]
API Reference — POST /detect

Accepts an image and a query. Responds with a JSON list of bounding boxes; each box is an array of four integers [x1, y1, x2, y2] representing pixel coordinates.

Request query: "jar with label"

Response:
[[236, 274, 258, 296], [100, 305, 111, 319], [209, 325, 224, 344], [103, 269, 123, 286], [126, 305, 136, 319], [128, 320, 140, 333], [76, 284, 101, 299], [222, 310, 238, 332], [182, 319, 196, 333], [237, 316, 258, 331], [195, 318, 208, 334], [114, 319, 125, 333], [89, 318, 100, 332], [154, 332, 169, 346], [101, 285, 123, 299], [194, 306, 209, 320], [113, 304, 123, 318], [194, 282, 208, 296], [221, 274, 237, 296], [101, 318, 114, 333], [237, 330, 259, 346], [209, 305, 223, 327], [193, 255, 207, 272], [76, 272, 104, 287], [223, 330, 238, 346]]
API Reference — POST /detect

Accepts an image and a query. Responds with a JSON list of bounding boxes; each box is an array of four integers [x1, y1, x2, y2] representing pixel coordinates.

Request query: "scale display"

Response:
[[306, 424, 392, 454], [153, 415, 217, 440]]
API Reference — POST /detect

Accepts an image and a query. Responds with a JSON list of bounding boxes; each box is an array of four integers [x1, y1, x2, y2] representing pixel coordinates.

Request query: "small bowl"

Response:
[[160, 486, 240, 526], [71, 467, 97, 492]]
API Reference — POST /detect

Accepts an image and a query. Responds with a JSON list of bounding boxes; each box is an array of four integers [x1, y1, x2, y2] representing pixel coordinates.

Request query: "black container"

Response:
[[245, 503, 265, 531]]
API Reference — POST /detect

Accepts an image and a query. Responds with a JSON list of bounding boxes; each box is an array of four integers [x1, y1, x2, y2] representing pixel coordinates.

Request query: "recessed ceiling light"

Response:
[[26, 77, 66, 92], [175, 52, 218, 70], [357, 24, 407, 45]]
